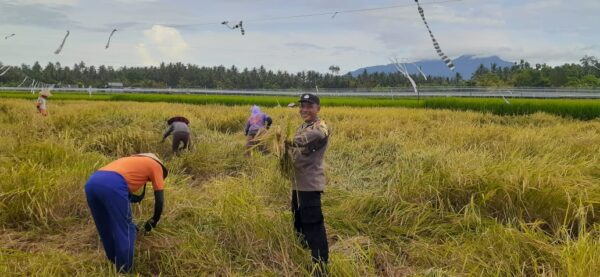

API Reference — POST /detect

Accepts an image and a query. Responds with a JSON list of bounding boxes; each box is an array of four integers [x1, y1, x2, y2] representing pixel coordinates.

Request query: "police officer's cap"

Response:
[[298, 93, 320, 105]]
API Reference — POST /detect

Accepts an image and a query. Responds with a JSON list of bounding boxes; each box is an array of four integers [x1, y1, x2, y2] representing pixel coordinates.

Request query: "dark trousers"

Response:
[[84, 171, 136, 273], [291, 190, 329, 264], [172, 132, 190, 153]]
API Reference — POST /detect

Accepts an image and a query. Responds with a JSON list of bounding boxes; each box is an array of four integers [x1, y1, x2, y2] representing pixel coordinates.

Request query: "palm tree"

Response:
[[328, 65, 340, 75]]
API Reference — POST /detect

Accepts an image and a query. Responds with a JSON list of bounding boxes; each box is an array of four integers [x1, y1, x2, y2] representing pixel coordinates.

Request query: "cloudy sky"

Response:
[[0, 0, 598, 72]]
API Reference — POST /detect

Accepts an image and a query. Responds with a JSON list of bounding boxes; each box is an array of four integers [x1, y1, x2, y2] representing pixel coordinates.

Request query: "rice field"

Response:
[[1, 91, 600, 120], [0, 98, 599, 276]]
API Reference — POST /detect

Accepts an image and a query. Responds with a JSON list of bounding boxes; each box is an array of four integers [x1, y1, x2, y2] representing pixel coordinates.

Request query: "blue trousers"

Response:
[[85, 171, 136, 273]]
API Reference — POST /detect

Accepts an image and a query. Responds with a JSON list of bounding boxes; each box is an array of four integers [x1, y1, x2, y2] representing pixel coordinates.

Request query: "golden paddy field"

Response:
[[0, 99, 598, 276]]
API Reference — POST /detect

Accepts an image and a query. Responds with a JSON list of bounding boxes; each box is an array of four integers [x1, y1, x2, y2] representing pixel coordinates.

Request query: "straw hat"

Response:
[[39, 89, 52, 97], [132, 153, 168, 179], [167, 116, 190, 125]]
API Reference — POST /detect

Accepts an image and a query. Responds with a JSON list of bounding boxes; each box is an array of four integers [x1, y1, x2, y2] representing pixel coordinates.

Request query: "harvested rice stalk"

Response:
[[251, 112, 296, 179]]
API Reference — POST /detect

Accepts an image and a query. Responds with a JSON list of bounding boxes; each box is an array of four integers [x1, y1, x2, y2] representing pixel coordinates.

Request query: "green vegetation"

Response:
[[0, 99, 598, 276], [423, 98, 600, 120], [2, 91, 600, 120], [1, 55, 599, 89], [471, 56, 600, 88], [0, 91, 423, 108]]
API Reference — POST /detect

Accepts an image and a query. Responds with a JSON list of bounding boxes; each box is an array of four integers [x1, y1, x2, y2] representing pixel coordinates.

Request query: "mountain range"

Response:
[[350, 55, 514, 79]]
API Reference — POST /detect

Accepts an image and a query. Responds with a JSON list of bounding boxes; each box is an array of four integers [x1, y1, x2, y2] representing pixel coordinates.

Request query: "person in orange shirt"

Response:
[[84, 153, 168, 273]]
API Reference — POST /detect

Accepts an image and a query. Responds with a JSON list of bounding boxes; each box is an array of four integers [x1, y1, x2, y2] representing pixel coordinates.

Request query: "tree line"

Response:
[[0, 56, 598, 89], [471, 56, 600, 88]]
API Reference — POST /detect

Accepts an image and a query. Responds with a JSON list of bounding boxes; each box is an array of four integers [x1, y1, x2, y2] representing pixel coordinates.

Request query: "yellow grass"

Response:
[[0, 99, 598, 276]]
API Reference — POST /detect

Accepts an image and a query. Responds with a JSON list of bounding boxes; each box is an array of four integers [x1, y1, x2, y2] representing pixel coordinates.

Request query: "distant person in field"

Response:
[[286, 93, 330, 275], [35, 89, 51, 116], [244, 105, 272, 155], [84, 153, 168, 273], [162, 116, 191, 154]]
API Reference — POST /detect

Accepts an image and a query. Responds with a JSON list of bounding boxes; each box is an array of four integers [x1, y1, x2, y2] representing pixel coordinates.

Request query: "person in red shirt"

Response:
[[84, 153, 168, 273]]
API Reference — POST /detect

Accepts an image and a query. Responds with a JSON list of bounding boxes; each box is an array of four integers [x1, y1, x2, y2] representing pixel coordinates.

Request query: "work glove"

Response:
[[144, 218, 157, 233]]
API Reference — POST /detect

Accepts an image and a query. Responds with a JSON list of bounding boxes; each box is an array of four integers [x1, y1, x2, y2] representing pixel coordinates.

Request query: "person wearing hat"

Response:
[[84, 153, 168, 273], [286, 93, 330, 274], [161, 116, 191, 154], [244, 105, 273, 155], [36, 89, 52, 116]]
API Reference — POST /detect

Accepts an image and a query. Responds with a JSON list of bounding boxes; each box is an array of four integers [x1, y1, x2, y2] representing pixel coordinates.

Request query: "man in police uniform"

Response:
[[287, 93, 330, 274]]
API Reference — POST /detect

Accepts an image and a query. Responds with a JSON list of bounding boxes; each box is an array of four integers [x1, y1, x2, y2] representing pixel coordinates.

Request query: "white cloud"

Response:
[[0, 0, 598, 71], [113, 0, 159, 3], [4, 0, 78, 6], [177, 30, 386, 72], [522, 0, 563, 11], [136, 43, 157, 66], [400, 28, 600, 66], [422, 4, 505, 26], [142, 25, 189, 62]]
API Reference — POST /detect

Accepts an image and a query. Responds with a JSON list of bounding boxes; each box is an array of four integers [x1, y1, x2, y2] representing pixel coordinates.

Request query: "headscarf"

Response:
[[251, 105, 262, 116], [248, 105, 266, 127]]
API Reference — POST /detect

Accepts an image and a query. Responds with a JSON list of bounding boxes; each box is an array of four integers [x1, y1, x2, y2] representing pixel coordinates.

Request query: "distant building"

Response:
[[107, 82, 123, 88]]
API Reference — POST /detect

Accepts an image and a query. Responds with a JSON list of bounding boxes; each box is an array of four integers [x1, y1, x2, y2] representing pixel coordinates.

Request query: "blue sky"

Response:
[[0, 0, 598, 72]]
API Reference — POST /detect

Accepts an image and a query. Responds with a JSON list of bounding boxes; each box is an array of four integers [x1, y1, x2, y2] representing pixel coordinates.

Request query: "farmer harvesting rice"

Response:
[[35, 89, 51, 116], [244, 105, 272, 155], [286, 93, 330, 275], [162, 116, 191, 154], [84, 153, 168, 273]]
